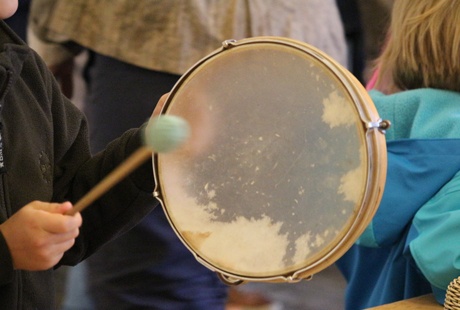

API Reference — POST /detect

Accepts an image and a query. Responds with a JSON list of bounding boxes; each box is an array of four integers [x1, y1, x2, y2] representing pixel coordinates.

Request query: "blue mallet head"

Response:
[[144, 115, 190, 153]]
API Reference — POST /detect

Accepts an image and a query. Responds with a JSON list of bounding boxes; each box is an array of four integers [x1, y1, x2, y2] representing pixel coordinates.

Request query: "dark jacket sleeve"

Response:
[[27, 47, 157, 266], [59, 126, 158, 265]]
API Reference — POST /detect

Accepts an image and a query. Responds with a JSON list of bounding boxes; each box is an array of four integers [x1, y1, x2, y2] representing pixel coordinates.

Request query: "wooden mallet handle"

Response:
[[66, 146, 152, 215]]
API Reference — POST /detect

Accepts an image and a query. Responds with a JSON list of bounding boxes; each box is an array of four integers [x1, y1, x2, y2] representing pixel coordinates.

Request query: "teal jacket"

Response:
[[337, 89, 460, 309]]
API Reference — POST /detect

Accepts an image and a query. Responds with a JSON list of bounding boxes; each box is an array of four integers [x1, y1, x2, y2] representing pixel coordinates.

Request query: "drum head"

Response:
[[153, 37, 387, 283]]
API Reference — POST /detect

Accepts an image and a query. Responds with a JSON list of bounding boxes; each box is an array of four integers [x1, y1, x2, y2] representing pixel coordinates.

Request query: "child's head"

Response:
[[374, 0, 460, 94], [0, 0, 18, 19]]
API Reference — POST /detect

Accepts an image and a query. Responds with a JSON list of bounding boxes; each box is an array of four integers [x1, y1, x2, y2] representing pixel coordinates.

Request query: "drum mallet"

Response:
[[66, 115, 190, 215]]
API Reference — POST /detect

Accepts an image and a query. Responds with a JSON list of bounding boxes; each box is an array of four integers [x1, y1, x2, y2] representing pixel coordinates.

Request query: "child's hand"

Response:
[[0, 201, 82, 270], [152, 93, 168, 117]]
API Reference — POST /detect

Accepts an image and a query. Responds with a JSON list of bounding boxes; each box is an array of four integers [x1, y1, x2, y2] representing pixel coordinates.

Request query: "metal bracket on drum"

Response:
[[222, 39, 238, 49], [366, 119, 391, 134], [217, 272, 311, 286], [217, 273, 245, 286]]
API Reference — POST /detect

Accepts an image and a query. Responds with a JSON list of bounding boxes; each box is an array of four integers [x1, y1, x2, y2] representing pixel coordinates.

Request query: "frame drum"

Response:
[[153, 37, 389, 284]]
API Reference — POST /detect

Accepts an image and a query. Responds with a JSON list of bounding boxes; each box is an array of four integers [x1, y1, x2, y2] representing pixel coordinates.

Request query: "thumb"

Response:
[[31, 201, 74, 215]]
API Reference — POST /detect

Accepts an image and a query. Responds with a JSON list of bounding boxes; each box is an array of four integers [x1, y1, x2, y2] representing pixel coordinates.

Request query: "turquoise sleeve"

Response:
[[409, 171, 460, 292]]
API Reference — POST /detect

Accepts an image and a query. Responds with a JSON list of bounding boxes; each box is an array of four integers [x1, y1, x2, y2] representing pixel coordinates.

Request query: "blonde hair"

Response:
[[374, 0, 460, 94]]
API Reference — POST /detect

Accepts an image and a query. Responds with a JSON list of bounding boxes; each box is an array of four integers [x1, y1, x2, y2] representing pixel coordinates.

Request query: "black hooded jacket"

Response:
[[0, 21, 157, 309]]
